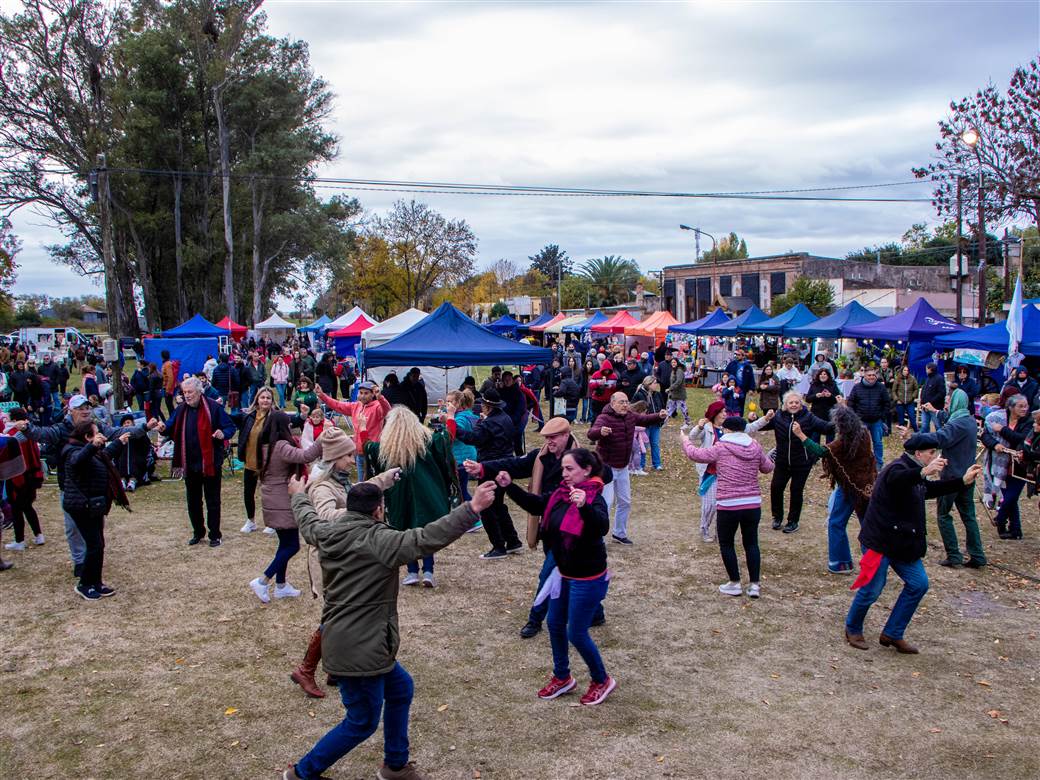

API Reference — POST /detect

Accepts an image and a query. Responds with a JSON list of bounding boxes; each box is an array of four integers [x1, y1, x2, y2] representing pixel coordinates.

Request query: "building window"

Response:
[[742, 273, 760, 307], [719, 275, 732, 297], [770, 272, 786, 296], [684, 277, 711, 320], [663, 279, 676, 316]]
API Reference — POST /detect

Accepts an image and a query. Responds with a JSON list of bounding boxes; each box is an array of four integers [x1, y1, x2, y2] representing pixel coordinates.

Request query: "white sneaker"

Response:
[[701, 532, 714, 543], [718, 581, 742, 597], [240, 519, 257, 533], [422, 572, 436, 589], [273, 582, 301, 599], [402, 572, 420, 586], [748, 583, 761, 599], [631, 469, 648, 476], [33, 534, 45, 546], [249, 577, 270, 604], [4, 541, 25, 551], [263, 526, 276, 536]]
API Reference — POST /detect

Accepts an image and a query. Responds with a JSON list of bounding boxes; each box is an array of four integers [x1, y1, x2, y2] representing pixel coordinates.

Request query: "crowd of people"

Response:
[[0, 327, 1036, 780]]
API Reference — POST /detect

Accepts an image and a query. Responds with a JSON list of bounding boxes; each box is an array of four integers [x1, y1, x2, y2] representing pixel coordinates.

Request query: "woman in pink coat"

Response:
[[681, 416, 774, 599], [248, 411, 324, 603]]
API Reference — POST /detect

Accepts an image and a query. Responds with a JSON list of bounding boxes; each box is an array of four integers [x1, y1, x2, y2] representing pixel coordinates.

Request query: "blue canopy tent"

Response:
[[667, 308, 731, 335], [739, 303, 819, 336], [563, 311, 610, 333], [487, 314, 523, 336], [699, 305, 769, 336], [362, 301, 554, 368], [144, 337, 219, 376], [934, 304, 1040, 356], [161, 314, 229, 338], [844, 298, 965, 378], [786, 300, 880, 339], [299, 314, 332, 333], [519, 312, 554, 332]]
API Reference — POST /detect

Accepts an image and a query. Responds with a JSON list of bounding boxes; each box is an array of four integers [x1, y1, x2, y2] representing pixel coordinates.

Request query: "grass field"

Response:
[[1, 386, 1038, 780]]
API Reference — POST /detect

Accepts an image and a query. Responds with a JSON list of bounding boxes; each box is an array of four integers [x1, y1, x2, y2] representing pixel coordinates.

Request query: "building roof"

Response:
[[663, 252, 844, 273]]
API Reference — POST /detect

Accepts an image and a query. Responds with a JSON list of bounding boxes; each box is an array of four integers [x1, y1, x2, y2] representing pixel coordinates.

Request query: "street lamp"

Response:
[[680, 225, 717, 318], [959, 127, 987, 325]]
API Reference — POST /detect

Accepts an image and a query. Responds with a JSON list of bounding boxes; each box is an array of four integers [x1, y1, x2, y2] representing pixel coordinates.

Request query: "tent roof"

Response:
[[161, 313, 229, 338], [329, 312, 378, 338], [668, 308, 731, 334], [699, 305, 769, 336], [626, 310, 680, 337], [487, 314, 524, 334], [786, 300, 880, 339], [299, 314, 332, 332], [843, 298, 964, 342], [361, 308, 428, 345], [521, 312, 555, 331], [328, 306, 372, 329], [591, 310, 641, 334], [362, 301, 553, 368], [740, 303, 819, 336], [255, 313, 297, 330], [529, 312, 567, 332], [935, 304, 1040, 355], [562, 311, 609, 333], [215, 316, 247, 337], [545, 314, 590, 334]]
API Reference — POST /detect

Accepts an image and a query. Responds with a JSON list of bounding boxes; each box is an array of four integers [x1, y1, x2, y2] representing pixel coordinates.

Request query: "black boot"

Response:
[[519, 620, 541, 639]]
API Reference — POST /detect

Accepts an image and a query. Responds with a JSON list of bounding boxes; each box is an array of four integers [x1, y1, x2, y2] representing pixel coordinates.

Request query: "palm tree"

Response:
[[581, 255, 641, 306]]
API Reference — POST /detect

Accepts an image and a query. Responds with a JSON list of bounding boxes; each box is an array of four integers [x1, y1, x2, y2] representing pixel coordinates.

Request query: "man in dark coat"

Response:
[[919, 362, 947, 433], [498, 371, 527, 455], [847, 366, 891, 470], [401, 368, 429, 423], [845, 435, 981, 654], [617, 358, 646, 400]]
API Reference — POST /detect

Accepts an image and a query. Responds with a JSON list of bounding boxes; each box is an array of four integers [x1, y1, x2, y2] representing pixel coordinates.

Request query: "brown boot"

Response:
[[844, 628, 868, 650], [290, 629, 326, 698], [879, 633, 919, 654]]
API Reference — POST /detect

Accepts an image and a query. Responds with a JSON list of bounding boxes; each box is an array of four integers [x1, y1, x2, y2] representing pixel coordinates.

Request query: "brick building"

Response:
[[662, 252, 978, 324]]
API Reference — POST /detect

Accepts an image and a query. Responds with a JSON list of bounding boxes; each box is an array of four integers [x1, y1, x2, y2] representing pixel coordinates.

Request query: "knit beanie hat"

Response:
[[705, 400, 726, 422], [722, 416, 747, 432], [320, 427, 356, 462]]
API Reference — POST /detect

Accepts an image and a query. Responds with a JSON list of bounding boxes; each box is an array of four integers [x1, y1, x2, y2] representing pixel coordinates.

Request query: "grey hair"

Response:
[[782, 390, 803, 405], [1006, 393, 1028, 416], [181, 376, 202, 392]]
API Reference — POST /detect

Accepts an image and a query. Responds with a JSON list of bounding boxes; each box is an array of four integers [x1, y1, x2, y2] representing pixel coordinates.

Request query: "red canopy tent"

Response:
[[328, 312, 377, 339], [215, 316, 247, 340], [591, 310, 641, 334]]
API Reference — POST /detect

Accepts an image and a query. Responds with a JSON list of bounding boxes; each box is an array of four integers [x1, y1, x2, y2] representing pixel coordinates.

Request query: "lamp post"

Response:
[[960, 129, 987, 325], [680, 225, 717, 317]]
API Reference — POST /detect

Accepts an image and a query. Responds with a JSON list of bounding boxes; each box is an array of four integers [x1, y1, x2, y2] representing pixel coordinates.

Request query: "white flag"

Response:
[[1007, 274, 1024, 371]]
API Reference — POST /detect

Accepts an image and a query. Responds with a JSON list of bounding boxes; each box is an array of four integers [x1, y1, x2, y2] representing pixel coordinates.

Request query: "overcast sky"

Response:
[[7, 0, 1040, 304]]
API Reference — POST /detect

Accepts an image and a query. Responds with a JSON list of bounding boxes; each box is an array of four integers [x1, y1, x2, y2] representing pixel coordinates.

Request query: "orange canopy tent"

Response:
[[591, 310, 640, 334], [529, 312, 567, 332], [216, 316, 248, 340], [625, 310, 680, 345]]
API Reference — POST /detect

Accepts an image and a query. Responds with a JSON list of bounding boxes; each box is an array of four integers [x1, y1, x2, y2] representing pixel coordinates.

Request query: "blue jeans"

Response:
[[241, 385, 255, 409], [640, 424, 662, 469], [846, 556, 928, 640], [920, 409, 938, 433], [994, 478, 1025, 536], [827, 486, 855, 570], [895, 402, 918, 431], [580, 397, 591, 422], [60, 491, 87, 565], [295, 662, 413, 779], [529, 550, 604, 626], [275, 383, 287, 407], [457, 465, 471, 501], [547, 573, 610, 683], [356, 454, 366, 483], [867, 420, 885, 470], [406, 555, 435, 574], [263, 528, 300, 584]]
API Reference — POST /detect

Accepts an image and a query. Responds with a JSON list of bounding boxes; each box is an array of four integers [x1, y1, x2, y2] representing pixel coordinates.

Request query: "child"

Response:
[[628, 400, 650, 476], [300, 406, 328, 448], [113, 413, 151, 493], [722, 378, 743, 416], [712, 372, 730, 398]]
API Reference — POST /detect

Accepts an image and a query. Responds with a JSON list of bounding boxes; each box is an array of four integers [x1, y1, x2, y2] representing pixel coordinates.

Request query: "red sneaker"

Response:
[[537, 675, 576, 700], [580, 676, 617, 706]]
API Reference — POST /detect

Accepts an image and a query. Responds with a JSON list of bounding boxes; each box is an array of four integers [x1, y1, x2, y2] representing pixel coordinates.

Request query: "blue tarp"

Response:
[[786, 301, 881, 339], [699, 305, 769, 336], [668, 308, 731, 334], [161, 314, 229, 338], [362, 302, 554, 368], [563, 311, 610, 333], [143, 337, 219, 376], [299, 315, 332, 333], [843, 298, 964, 342], [487, 314, 523, 335], [740, 303, 819, 336], [934, 305, 1040, 356], [519, 312, 554, 332]]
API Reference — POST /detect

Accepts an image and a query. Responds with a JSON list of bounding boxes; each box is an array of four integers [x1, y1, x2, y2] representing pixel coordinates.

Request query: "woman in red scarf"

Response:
[[495, 448, 616, 707]]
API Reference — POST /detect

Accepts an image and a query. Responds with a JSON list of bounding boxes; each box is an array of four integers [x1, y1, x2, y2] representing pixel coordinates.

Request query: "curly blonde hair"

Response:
[[377, 406, 432, 473]]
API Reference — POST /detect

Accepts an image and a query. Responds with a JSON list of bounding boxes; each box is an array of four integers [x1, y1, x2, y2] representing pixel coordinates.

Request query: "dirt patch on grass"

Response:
[[1, 387, 1038, 779]]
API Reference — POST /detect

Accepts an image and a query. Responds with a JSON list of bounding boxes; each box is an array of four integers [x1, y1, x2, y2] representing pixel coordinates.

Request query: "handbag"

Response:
[[553, 398, 567, 416]]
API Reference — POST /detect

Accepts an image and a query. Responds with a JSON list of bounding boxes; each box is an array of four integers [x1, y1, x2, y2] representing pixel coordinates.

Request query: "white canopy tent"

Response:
[[360, 308, 468, 401], [327, 306, 372, 331], [255, 313, 297, 330]]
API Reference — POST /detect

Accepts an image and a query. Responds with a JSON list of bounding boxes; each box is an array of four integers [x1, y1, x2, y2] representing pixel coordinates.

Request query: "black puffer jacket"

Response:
[[755, 406, 833, 469], [920, 371, 947, 408], [455, 408, 515, 460], [60, 439, 115, 515], [847, 380, 890, 423], [805, 377, 841, 421]]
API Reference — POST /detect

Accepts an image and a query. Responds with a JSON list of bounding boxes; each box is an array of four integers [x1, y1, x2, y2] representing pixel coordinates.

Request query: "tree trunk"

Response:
[[173, 173, 187, 320], [213, 83, 236, 320], [251, 178, 266, 323]]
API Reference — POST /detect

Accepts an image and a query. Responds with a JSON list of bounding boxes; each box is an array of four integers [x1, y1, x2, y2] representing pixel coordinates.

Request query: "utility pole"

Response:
[[1003, 227, 1011, 300], [977, 172, 987, 326], [955, 177, 963, 324], [96, 153, 124, 408], [557, 259, 562, 314]]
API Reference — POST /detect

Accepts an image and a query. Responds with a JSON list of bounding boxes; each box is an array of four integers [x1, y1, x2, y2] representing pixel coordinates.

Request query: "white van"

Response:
[[9, 327, 92, 354]]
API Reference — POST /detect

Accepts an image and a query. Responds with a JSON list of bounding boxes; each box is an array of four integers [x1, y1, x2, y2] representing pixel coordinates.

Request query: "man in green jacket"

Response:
[[283, 475, 496, 780]]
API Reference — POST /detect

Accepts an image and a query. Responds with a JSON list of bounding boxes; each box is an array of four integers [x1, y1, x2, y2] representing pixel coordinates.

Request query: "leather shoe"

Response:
[[519, 620, 541, 639], [879, 634, 919, 654], [782, 521, 799, 534], [964, 558, 985, 569], [771, 518, 783, 530], [845, 628, 868, 650], [938, 558, 963, 568]]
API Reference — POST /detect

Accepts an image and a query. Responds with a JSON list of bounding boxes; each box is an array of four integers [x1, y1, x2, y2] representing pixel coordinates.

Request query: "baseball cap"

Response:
[[69, 394, 90, 409]]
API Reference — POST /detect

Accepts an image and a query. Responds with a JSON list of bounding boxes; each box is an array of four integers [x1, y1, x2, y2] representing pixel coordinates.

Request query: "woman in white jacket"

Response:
[[689, 400, 728, 542]]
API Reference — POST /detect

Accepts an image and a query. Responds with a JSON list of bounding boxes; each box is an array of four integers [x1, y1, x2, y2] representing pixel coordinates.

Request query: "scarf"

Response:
[[525, 435, 577, 547], [851, 549, 883, 590], [172, 399, 216, 477], [0, 435, 26, 482], [542, 477, 604, 549], [4, 426, 42, 489], [983, 409, 1010, 498], [947, 388, 970, 421], [100, 448, 131, 511]]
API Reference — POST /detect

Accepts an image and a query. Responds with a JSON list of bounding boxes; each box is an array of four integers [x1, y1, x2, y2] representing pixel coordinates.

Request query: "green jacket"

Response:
[[292, 493, 478, 677], [364, 430, 458, 530]]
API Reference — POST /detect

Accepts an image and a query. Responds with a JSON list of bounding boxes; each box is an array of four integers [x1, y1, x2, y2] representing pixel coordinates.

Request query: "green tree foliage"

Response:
[[528, 244, 571, 283], [489, 301, 509, 319], [14, 301, 41, 326], [701, 232, 749, 263], [770, 277, 834, 317], [845, 221, 1001, 267], [0, 216, 19, 303], [580, 255, 640, 307]]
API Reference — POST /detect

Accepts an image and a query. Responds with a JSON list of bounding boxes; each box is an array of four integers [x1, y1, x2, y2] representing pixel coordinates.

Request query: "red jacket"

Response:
[[588, 405, 665, 468], [588, 361, 619, 404]]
